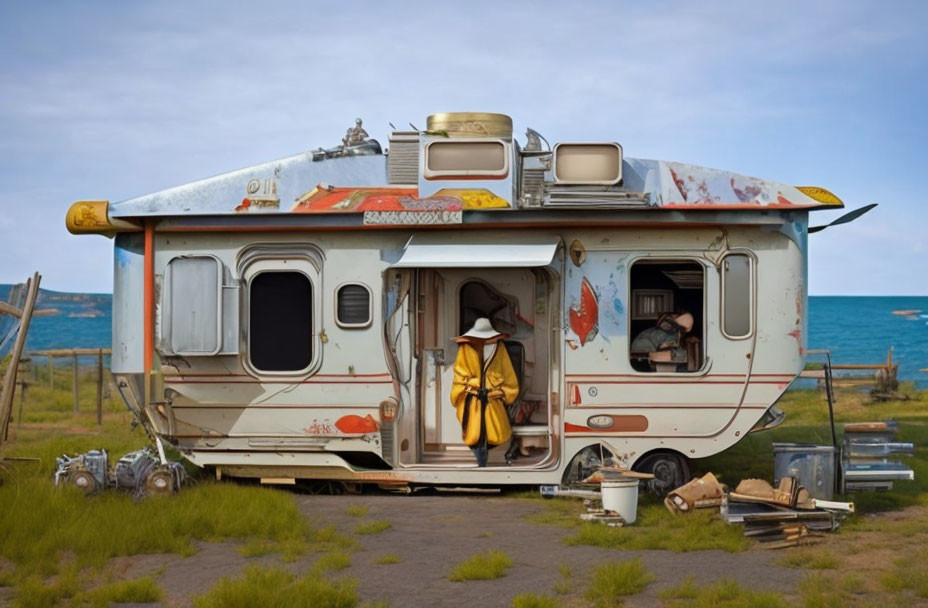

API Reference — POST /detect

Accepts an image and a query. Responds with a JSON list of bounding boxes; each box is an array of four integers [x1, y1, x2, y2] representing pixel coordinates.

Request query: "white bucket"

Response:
[[601, 479, 639, 524]]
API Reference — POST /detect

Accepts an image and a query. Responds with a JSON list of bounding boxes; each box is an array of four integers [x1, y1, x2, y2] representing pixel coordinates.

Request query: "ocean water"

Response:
[[3, 288, 927, 387], [808, 296, 928, 389]]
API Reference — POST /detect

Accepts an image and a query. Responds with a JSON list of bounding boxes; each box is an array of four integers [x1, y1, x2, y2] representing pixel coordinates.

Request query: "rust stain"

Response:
[[669, 167, 687, 202], [730, 177, 761, 203], [787, 329, 803, 355]]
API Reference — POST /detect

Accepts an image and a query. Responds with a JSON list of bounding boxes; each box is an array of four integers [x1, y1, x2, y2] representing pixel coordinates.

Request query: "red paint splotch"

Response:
[[569, 277, 599, 346], [335, 414, 379, 434], [235, 198, 252, 212], [565, 422, 593, 433]]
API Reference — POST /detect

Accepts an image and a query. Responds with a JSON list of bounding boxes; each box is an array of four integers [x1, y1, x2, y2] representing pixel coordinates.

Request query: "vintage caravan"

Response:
[[67, 112, 860, 493]]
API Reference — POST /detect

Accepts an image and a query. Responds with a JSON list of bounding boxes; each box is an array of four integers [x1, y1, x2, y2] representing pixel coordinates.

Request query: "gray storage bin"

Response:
[[773, 443, 837, 501]]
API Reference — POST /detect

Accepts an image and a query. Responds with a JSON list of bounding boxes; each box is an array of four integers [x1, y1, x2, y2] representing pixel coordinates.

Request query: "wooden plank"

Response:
[[0, 301, 22, 318], [96, 349, 103, 426], [0, 273, 40, 447], [72, 353, 79, 413], [31, 348, 112, 356]]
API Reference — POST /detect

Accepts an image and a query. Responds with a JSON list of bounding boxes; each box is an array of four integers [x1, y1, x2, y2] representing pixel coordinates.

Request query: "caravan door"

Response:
[[391, 235, 561, 468]]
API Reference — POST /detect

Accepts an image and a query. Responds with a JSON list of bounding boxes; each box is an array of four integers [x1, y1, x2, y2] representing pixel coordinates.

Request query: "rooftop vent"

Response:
[[387, 131, 420, 185]]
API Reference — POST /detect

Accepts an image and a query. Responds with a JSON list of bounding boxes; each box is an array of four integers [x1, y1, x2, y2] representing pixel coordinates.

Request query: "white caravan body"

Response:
[[68, 112, 843, 489]]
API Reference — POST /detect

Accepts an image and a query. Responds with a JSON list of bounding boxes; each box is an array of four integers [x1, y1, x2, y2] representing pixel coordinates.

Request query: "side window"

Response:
[[721, 254, 753, 338], [249, 271, 313, 371], [336, 284, 372, 328], [628, 260, 704, 373], [167, 256, 221, 355]]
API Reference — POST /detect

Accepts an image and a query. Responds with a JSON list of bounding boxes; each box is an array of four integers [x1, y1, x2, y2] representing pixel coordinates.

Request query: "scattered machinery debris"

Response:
[[55, 447, 185, 497]]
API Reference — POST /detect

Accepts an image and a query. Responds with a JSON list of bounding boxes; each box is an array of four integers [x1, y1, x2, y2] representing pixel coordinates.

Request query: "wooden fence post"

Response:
[[96, 348, 103, 425], [72, 352, 79, 413]]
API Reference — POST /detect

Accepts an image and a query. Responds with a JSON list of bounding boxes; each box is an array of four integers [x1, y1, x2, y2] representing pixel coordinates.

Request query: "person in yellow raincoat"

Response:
[[450, 318, 520, 467]]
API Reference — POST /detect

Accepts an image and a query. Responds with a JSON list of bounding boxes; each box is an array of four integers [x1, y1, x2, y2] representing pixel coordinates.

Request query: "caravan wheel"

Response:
[[633, 452, 690, 496]]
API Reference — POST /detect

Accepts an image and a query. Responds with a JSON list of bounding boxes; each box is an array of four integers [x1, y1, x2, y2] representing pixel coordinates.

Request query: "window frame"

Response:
[[719, 251, 756, 340], [423, 138, 510, 179], [626, 255, 709, 376], [241, 256, 322, 378], [334, 282, 373, 329]]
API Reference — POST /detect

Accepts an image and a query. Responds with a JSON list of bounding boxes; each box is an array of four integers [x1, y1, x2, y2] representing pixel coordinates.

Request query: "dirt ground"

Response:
[[103, 492, 805, 607]]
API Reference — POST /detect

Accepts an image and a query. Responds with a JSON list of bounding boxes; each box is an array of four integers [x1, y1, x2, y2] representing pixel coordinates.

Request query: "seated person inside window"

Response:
[[630, 312, 695, 372]]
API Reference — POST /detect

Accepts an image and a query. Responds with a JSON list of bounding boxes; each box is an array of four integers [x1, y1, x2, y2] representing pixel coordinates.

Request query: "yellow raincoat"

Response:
[[450, 339, 519, 447]]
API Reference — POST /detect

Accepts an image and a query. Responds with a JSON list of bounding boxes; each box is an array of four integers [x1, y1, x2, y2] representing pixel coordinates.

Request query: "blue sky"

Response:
[[1, 1, 926, 294]]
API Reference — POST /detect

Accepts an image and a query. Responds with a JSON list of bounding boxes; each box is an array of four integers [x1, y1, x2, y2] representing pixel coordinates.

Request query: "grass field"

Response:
[[1, 359, 926, 606]]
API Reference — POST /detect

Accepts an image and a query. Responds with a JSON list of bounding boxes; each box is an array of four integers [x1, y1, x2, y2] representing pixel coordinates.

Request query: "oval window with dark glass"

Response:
[[336, 284, 371, 328]]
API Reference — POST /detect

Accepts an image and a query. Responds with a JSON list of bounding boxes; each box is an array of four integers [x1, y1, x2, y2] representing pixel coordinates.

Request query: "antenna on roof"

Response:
[[389, 122, 396, 130], [409, 123, 419, 131]]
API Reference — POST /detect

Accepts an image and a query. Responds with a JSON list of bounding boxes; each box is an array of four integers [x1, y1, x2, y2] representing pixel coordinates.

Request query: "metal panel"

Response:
[[168, 256, 221, 355], [392, 235, 560, 268], [112, 233, 145, 373]]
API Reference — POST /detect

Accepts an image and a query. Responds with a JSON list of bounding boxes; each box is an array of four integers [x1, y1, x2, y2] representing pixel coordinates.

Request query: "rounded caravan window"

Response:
[[628, 259, 705, 374], [720, 253, 754, 339], [336, 283, 372, 328], [239, 248, 323, 377], [249, 272, 313, 371]]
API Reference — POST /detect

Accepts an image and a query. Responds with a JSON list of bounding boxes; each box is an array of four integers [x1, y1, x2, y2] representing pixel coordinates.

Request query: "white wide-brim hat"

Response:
[[460, 317, 503, 340]]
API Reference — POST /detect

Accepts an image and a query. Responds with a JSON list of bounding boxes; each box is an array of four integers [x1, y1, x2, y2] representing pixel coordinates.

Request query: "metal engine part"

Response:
[[114, 449, 160, 494], [54, 449, 109, 493], [144, 462, 186, 497], [55, 447, 186, 497]]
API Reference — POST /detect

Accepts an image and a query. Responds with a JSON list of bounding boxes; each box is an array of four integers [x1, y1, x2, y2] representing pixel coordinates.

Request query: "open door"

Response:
[[391, 235, 561, 469]]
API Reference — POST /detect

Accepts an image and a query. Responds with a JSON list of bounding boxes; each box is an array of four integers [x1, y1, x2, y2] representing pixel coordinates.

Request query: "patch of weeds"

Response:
[[279, 538, 312, 563], [799, 573, 850, 608], [0, 476, 321, 576], [448, 550, 512, 581], [659, 576, 785, 607], [657, 576, 788, 608], [840, 573, 867, 595], [777, 550, 840, 570], [315, 524, 360, 551], [13, 569, 80, 608], [192, 565, 357, 608], [565, 505, 749, 553], [524, 498, 583, 528], [373, 554, 400, 565], [511, 592, 562, 608], [354, 520, 392, 535], [585, 559, 654, 608], [345, 505, 369, 518], [315, 551, 352, 573], [477, 531, 493, 538], [238, 538, 277, 558], [880, 549, 928, 598], [553, 563, 572, 595], [73, 576, 163, 607]]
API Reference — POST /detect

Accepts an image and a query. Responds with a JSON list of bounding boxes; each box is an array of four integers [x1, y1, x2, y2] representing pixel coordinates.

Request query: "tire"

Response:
[[633, 452, 691, 496]]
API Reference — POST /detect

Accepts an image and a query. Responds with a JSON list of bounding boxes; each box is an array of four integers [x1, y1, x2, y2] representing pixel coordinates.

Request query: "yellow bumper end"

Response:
[[66, 201, 141, 235]]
